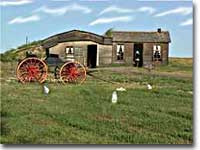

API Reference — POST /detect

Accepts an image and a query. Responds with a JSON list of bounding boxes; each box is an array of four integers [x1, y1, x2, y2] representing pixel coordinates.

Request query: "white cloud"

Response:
[[137, 7, 156, 14], [154, 7, 192, 17], [99, 5, 156, 15], [34, 3, 92, 16], [99, 6, 133, 15], [70, 3, 91, 13], [180, 18, 193, 26], [89, 16, 133, 26], [8, 15, 40, 24], [34, 6, 67, 16], [0, 0, 32, 6]]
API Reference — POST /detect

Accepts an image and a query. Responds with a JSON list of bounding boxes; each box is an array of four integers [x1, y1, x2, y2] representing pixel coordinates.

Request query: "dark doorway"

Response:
[[133, 44, 143, 67], [87, 45, 97, 68]]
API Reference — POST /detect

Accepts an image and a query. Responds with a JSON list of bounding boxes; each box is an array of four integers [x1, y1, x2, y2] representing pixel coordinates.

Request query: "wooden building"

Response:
[[42, 29, 171, 68]]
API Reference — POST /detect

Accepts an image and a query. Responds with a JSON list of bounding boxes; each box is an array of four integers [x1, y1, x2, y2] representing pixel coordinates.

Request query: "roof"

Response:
[[42, 29, 171, 48], [42, 30, 112, 48], [111, 31, 171, 43]]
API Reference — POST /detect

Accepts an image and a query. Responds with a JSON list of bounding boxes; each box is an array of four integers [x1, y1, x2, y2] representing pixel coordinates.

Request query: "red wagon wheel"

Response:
[[59, 61, 86, 84], [16, 57, 48, 83]]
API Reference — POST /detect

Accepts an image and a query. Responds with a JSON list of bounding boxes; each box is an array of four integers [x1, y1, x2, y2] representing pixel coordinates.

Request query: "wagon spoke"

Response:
[[59, 61, 86, 84], [16, 57, 48, 83]]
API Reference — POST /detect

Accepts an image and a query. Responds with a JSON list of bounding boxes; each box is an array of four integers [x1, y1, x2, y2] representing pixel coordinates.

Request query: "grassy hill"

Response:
[[0, 40, 43, 62]]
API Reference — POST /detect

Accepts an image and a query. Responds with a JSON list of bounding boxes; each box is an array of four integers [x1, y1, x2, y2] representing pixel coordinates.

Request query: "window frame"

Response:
[[65, 46, 74, 55], [153, 45, 162, 61], [116, 44, 125, 61]]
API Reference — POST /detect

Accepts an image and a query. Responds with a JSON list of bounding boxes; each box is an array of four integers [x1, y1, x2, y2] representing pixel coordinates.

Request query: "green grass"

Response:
[[0, 40, 43, 62], [159, 58, 193, 73], [0, 58, 193, 144]]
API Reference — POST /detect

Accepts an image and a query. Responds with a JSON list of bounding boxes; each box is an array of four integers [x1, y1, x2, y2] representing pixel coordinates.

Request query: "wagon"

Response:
[[16, 53, 87, 84]]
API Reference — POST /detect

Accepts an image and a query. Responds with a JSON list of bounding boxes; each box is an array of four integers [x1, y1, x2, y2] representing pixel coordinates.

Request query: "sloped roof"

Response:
[[111, 31, 171, 43], [42, 30, 112, 48], [42, 29, 171, 48]]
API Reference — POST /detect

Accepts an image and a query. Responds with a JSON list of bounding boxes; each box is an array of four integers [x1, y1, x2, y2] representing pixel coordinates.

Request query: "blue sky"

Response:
[[0, 0, 193, 57]]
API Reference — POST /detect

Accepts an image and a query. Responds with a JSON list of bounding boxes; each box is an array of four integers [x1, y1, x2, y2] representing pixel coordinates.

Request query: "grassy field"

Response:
[[0, 58, 193, 144]]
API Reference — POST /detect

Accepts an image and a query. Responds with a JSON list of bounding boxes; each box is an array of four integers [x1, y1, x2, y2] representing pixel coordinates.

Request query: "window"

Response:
[[65, 46, 74, 61], [153, 45, 161, 60], [65, 46, 74, 55], [116, 44, 124, 60]]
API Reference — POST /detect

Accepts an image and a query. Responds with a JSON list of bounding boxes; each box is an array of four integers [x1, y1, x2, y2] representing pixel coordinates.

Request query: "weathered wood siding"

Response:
[[124, 43, 134, 64], [143, 42, 169, 65], [112, 42, 133, 64], [143, 43, 154, 65], [49, 41, 112, 66], [161, 43, 169, 65], [112, 42, 118, 63], [112, 42, 169, 66], [99, 44, 113, 65]]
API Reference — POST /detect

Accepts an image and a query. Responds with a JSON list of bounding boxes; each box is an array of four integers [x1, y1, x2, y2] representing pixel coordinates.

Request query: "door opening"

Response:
[[133, 44, 143, 67], [87, 45, 97, 68]]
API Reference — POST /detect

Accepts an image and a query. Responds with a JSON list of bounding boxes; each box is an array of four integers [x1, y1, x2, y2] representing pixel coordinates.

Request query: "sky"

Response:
[[0, 0, 193, 57]]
